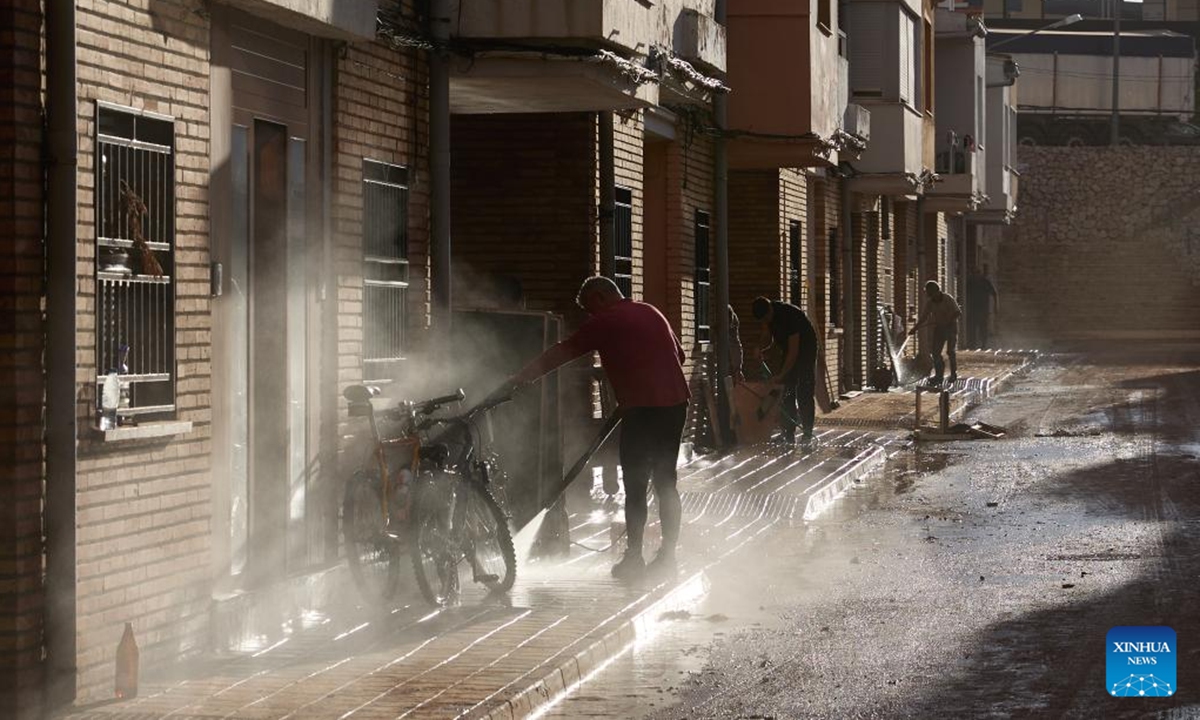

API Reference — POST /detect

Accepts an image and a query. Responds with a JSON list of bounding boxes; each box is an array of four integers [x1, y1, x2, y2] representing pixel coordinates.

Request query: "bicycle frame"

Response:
[[345, 386, 467, 527]]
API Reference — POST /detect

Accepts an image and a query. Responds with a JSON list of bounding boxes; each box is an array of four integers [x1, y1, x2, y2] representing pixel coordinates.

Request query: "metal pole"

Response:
[[915, 196, 926, 359], [713, 0, 732, 444], [1110, 0, 1121, 145], [45, 0, 78, 708], [840, 178, 855, 387], [430, 0, 452, 331], [599, 111, 615, 279]]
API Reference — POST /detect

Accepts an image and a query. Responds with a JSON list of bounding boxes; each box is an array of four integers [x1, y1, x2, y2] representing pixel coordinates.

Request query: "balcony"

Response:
[[973, 54, 1019, 224], [725, 0, 848, 168], [844, 0, 936, 194], [847, 103, 926, 194], [236, 0, 377, 40], [924, 10, 986, 212], [449, 0, 725, 113], [925, 139, 982, 211]]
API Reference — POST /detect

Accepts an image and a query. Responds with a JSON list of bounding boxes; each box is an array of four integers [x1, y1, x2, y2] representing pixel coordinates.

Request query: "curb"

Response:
[[485, 442, 892, 719], [801, 444, 888, 521], [485, 573, 711, 720]]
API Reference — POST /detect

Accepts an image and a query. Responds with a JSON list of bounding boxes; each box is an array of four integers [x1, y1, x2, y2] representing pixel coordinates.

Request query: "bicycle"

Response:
[[341, 385, 517, 607]]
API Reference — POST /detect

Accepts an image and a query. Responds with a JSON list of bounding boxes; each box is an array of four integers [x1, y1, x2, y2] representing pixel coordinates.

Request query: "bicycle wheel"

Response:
[[343, 470, 400, 605], [410, 473, 516, 606]]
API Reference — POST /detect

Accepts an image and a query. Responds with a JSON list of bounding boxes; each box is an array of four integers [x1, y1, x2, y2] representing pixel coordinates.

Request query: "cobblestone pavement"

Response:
[[58, 426, 906, 720]]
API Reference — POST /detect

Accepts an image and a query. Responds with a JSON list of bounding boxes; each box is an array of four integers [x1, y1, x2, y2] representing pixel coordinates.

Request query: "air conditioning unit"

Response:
[[844, 103, 871, 143]]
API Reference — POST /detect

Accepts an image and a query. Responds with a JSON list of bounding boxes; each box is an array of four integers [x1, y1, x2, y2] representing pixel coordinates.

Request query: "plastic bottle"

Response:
[[114, 622, 139, 699], [100, 371, 121, 430]]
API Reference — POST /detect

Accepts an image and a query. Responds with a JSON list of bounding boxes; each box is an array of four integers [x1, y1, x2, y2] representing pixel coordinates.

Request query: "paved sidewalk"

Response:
[[817, 349, 1036, 431], [58, 429, 904, 720]]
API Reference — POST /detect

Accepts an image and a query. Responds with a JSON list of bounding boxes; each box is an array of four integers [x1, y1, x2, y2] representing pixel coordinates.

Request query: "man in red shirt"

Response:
[[509, 276, 690, 581]]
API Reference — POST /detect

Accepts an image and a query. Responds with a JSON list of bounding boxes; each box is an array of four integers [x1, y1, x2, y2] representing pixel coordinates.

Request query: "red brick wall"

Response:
[[998, 147, 1200, 342], [0, 0, 46, 715], [451, 113, 595, 321], [729, 170, 779, 326], [72, 1, 214, 700]]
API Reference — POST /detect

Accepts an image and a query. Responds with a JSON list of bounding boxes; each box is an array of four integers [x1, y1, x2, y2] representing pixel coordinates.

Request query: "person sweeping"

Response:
[[506, 277, 689, 582]]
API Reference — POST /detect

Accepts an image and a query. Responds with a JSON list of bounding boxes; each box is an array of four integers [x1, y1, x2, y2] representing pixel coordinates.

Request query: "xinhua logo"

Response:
[[1107, 626, 1176, 697]]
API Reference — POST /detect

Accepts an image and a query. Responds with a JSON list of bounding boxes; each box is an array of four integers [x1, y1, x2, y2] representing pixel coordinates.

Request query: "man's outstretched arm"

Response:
[[512, 341, 587, 385]]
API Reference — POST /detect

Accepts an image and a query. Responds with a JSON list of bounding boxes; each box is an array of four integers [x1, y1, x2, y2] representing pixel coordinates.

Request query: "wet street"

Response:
[[546, 345, 1200, 719]]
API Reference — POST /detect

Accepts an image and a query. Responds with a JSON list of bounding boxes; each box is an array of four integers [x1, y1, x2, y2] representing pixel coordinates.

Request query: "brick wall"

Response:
[[729, 170, 779, 327], [613, 112, 644, 299], [451, 113, 595, 322], [333, 38, 429, 395], [810, 176, 843, 395], [662, 134, 714, 351], [0, 0, 45, 715], [72, 0, 213, 699], [998, 147, 1200, 342], [779, 169, 807, 309]]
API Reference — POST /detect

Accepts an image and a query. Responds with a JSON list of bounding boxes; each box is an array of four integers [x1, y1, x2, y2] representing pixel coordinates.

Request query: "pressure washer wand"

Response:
[[542, 410, 623, 512]]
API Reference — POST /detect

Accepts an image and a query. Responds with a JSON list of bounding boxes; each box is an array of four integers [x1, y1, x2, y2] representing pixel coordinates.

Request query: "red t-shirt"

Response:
[[562, 300, 689, 409]]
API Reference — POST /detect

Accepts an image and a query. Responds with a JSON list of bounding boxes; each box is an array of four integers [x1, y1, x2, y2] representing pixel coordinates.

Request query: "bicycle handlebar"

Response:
[[417, 388, 466, 414]]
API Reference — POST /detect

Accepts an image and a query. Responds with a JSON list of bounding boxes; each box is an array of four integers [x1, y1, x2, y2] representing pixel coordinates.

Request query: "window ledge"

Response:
[[93, 420, 193, 442]]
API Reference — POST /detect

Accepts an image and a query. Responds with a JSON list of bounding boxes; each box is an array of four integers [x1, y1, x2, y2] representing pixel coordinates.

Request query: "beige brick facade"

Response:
[[72, 0, 213, 699]]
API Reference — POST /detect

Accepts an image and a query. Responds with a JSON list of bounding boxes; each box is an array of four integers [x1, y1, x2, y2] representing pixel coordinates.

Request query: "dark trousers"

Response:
[[619, 403, 688, 557], [931, 324, 958, 380], [781, 356, 817, 441]]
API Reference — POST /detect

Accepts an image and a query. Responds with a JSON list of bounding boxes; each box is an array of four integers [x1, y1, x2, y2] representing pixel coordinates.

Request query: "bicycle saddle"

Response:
[[343, 385, 382, 403]]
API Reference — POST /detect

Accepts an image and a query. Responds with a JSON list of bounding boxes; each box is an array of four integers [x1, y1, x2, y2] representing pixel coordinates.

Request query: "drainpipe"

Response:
[[915, 195, 927, 355], [430, 0, 452, 337], [713, 0, 732, 445], [44, 0, 78, 708], [599, 111, 615, 279], [840, 177, 854, 388]]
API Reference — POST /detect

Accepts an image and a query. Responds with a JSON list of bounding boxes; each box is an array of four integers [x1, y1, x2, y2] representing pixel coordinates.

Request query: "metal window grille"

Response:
[[362, 160, 410, 378], [694, 210, 711, 343], [95, 104, 176, 415], [614, 187, 634, 298], [788, 220, 803, 305]]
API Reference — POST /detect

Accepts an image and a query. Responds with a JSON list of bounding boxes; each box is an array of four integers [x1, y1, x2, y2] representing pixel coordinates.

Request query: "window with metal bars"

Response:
[[362, 159, 410, 379], [788, 220, 803, 305], [95, 104, 176, 415], [694, 210, 711, 343], [614, 187, 633, 297]]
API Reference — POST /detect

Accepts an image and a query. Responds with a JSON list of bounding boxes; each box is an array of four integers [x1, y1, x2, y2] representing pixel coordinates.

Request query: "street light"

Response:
[[988, 14, 1083, 50]]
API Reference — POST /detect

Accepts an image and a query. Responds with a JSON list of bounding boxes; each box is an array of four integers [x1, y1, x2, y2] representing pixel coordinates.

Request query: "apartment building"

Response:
[[0, 0, 1018, 716], [723, 0, 869, 393], [443, 0, 728, 450], [0, 0, 433, 714]]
